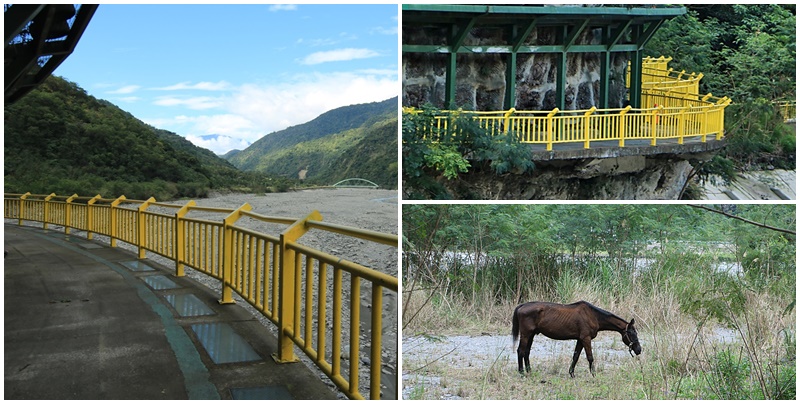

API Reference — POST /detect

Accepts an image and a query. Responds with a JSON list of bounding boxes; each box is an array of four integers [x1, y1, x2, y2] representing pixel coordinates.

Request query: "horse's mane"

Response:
[[571, 300, 627, 324]]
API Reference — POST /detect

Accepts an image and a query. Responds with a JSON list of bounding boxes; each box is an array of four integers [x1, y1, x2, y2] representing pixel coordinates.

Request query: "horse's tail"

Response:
[[511, 304, 521, 346]]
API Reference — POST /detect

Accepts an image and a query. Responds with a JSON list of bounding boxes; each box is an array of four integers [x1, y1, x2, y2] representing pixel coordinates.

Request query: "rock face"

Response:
[[403, 26, 629, 110], [428, 156, 696, 200]]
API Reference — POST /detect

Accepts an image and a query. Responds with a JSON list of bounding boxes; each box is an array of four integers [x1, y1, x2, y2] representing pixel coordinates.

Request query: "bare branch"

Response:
[[687, 204, 796, 235]]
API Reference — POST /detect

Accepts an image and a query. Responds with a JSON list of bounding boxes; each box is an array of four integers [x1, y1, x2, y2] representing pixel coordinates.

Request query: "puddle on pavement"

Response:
[[164, 294, 215, 317], [143, 275, 179, 290], [121, 260, 156, 272], [191, 322, 261, 364], [230, 386, 294, 400]]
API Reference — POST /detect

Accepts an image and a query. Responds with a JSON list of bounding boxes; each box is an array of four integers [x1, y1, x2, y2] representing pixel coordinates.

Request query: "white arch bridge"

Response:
[[331, 178, 380, 189]]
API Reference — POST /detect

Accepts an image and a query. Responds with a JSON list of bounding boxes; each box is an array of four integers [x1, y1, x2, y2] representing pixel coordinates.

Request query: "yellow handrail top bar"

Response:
[[287, 240, 399, 290], [307, 220, 399, 247], [240, 210, 299, 225]]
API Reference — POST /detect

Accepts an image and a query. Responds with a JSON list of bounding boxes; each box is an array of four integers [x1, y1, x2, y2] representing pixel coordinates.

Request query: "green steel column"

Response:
[[556, 52, 567, 110], [555, 26, 567, 110], [445, 52, 457, 108], [629, 49, 643, 108], [505, 52, 517, 109], [507, 19, 537, 110], [599, 50, 610, 109]]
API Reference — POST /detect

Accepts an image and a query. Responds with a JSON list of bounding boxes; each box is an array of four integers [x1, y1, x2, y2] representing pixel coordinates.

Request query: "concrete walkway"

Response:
[[4, 224, 338, 400]]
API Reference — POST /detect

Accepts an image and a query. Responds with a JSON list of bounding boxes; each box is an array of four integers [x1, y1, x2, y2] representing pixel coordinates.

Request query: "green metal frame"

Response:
[[403, 5, 685, 110]]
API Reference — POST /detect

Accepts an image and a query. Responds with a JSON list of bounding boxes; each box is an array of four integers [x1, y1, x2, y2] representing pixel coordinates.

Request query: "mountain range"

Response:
[[3, 76, 398, 199], [226, 97, 397, 188]]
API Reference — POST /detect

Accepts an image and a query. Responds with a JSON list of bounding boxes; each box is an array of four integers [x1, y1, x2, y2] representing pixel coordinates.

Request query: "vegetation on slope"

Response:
[[3, 76, 282, 200], [227, 97, 398, 188], [256, 116, 398, 188], [646, 4, 796, 176]]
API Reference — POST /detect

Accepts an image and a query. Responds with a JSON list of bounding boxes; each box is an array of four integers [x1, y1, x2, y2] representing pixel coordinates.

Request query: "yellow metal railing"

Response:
[[4, 192, 398, 400], [775, 100, 796, 122], [404, 96, 729, 151], [628, 56, 703, 96], [405, 56, 730, 151]]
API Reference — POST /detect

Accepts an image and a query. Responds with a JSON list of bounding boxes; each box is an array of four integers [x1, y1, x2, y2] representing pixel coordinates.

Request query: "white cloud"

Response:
[[143, 70, 398, 155], [356, 68, 397, 76], [153, 96, 222, 110], [182, 114, 257, 137], [300, 48, 380, 65], [153, 81, 231, 91], [370, 25, 398, 35], [185, 134, 251, 156], [115, 96, 140, 103], [268, 4, 297, 12], [225, 71, 398, 137], [108, 85, 140, 94]]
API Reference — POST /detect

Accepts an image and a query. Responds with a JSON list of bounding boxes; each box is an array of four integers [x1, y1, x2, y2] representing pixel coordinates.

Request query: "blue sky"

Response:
[[55, 4, 399, 155]]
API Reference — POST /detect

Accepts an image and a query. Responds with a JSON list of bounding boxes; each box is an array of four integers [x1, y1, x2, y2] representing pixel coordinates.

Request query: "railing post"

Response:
[[678, 107, 689, 145], [618, 106, 631, 147], [220, 203, 252, 304], [43, 193, 56, 230], [274, 210, 323, 364], [137, 197, 155, 259], [503, 108, 516, 134], [18, 192, 31, 226], [64, 194, 78, 235], [583, 107, 596, 149], [175, 200, 197, 277], [650, 106, 662, 146], [546, 108, 559, 151], [109, 195, 125, 247], [86, 194, 101, 240], [717, 98, 731, 140]]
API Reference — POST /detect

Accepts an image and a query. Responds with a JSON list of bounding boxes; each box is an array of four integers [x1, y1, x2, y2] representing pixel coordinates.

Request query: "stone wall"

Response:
[[403, 26, 630, 111]]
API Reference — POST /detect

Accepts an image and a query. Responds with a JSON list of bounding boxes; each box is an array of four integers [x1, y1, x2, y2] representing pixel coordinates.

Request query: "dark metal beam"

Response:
[[4, 4, 45, 44], [5, 4, 98, 105], [636, 20, 664, 49], [564, 18, 590, 51], [607, 19, 632, 50], [450, 17, 477, 51]]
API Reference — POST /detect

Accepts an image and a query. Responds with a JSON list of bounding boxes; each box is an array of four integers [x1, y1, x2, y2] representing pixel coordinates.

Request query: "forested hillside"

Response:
[[227, 97, 398, 188], [646, 4, 796, 175], [3, 76, 278, 199], [253, 116, 398, 188]]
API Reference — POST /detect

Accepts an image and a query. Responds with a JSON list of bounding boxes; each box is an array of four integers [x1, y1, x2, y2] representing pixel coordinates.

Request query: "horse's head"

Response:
[[623, 318, 642, 356]]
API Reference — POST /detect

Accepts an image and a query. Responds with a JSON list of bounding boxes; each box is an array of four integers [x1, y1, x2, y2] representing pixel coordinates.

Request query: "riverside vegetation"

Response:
[[402, 204, 795, 399]]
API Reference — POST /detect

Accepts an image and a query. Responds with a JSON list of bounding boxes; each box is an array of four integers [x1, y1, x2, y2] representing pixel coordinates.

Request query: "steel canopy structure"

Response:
[[402, 4, 686, 110], [5, 4, 98, 105]]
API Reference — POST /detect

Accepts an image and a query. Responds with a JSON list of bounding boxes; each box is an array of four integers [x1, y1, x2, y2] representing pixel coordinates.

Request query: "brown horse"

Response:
[[511, 301, 642, 377]]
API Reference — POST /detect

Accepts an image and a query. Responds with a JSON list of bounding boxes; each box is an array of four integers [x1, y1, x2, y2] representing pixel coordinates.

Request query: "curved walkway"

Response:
[[4, 224, 337, 400]]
